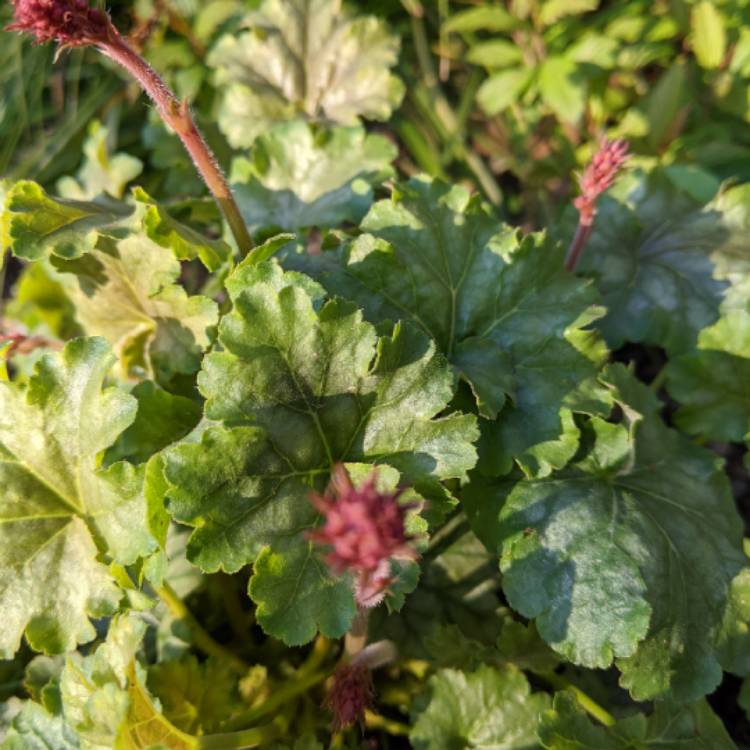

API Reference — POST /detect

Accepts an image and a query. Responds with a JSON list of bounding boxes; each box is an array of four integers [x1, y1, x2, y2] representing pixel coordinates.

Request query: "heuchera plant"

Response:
[[1, 0, 750, 747]]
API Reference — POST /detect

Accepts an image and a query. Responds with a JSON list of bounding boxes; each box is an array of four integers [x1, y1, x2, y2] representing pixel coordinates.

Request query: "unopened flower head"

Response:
[[8, 0, 113, 47], [325, 662, 373, 732], [574, 138, 629, 226], [308, 464, 418, 607]]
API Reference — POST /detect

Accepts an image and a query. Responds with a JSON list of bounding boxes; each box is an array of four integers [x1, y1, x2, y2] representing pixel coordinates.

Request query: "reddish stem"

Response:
[[98, 35, 253, 256], [564, 221, 593, 273]]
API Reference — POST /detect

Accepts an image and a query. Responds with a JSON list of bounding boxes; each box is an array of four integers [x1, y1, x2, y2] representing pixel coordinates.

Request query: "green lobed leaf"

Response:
[[161, 261, 478, 644], [147, 656, 239, 736], [464, 364, 750, 701], [538, 692, 738, 749], [0, 338, 160, 658], [230, 121, 396, 232], [134, 189, 231, 273], [50, 231, 218, 385], [566, 169, 750, 354], [5, 262, 79, 340], [60, 615, 198, 750], [666, 310, 750, 442], [56, 121, 143, 202], [105, 382, 202, 467], [0, 701, 78, 750], [208, 0, 404, 147], [1, 181, 131, 262], [24, 654, 66, 715], [287, 177, 610, 476], [410, 665, 549, 750]]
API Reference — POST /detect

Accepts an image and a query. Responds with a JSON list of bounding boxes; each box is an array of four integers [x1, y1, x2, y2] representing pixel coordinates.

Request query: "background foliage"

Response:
[[3, 0, 750, 747]]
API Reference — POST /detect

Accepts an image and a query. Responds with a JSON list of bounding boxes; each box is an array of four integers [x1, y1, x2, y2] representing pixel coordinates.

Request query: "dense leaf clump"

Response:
[[2, 0, 750, 747]]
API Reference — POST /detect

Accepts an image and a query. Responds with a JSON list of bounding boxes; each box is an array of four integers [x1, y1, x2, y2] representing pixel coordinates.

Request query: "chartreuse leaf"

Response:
[[56, 121, 143, 201], [147, 656, 239, 735], [691, 1, 727, 70], [3, 180, 230, 276], [0, 701, 78, 750], [161, 262, 478, 644], [61, 615, 198, 750], [208, 0, 404, 147], [666, 310, 750, 442], [464, 364, 750, 702], [443, 5, 518, 33], [230, 121, 396, 232], [290, 177, 610, 476], [568, 169, 750, 354], [0, 338, 161, 658], [1, 181, 132, 261], [538, 56, 586, 124], [539, 692, 737, 749], [477, 68, 534, 116], [410, 665, 549, 750], [24, 654, 66, 713], [539, 0, 599, 26], [50, 232, 218, 384], [5, 262, 79, 340], [133, 189, 231, 273]]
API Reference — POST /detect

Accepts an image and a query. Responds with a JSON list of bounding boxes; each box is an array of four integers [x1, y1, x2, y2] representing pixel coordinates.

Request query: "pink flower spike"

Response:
[[325, 662, 373, 732], [573, 138, 629, 227], [308, 464, 418, 608], [7, 0, 114, 47]]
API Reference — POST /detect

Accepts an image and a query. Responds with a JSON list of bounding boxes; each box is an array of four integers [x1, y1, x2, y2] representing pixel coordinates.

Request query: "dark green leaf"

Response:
[[539, 692, 737, 749], [464, 364, 750, 701], [162, 262, 477, 644]]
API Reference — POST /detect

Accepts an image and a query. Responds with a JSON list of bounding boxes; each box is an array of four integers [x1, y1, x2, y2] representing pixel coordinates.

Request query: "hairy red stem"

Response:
[[8, 0, 253, 257]]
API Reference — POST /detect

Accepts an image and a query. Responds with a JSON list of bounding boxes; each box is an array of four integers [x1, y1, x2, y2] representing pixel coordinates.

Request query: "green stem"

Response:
[[650, 367, 668, 393], [407, 9, 503, 206], [298, 634, 332, 677], [345, 608, 369, 658], [0, 249, 8, 321], [423, 512, 469, 562], [542, 673, 616, 727], [222, 669, 330, 731], [364, 710, 411, 736], [154, 582, 250, 675], [197, 720, 282, 749]]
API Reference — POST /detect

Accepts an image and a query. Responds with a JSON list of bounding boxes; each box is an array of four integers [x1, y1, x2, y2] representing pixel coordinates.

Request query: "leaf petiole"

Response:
[[541, 673, 616, 727]]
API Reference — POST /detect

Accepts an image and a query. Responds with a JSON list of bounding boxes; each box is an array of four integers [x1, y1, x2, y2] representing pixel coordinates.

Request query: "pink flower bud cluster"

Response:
[[8, 0, 112, 47], [308, 464, 417, 608], [325, 663, 374, 732], [574, 138, 629, 226]]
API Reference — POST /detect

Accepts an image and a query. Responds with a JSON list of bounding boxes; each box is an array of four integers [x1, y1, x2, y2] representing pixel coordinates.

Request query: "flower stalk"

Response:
[[565, 138, 629, 272], [7, 0, 253, 257]]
